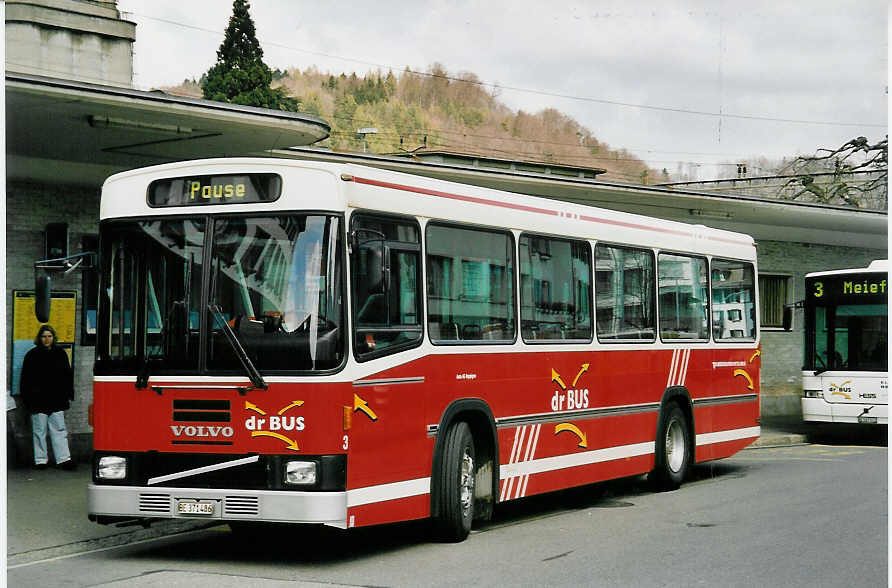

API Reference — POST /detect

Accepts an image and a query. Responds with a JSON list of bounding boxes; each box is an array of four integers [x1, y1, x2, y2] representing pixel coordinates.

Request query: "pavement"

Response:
[[4, 419, 813, 568]]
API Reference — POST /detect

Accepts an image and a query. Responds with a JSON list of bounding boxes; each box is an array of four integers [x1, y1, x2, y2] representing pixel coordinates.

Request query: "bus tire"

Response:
[[435, 421, 476, 542], [650, 404, 691, 491]]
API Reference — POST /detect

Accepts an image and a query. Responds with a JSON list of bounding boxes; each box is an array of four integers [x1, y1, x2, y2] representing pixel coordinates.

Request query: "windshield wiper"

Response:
[[208, 303, 268, 393], [136, 357, 152, 389]]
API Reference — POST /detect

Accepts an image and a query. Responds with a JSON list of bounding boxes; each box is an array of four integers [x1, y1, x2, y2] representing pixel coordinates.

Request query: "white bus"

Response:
[[800, 260, 888, 424]]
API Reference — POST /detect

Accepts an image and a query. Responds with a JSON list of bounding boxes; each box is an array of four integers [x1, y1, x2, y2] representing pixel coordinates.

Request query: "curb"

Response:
[[748, 433, 808, 449]]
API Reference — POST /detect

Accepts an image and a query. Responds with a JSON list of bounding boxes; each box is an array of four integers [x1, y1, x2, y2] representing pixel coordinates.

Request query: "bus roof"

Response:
[[101, 157, 756, 261], [806, 260, 888, 278]]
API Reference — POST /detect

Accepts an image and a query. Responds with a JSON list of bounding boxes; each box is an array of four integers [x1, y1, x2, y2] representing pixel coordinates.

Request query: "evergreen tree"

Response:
[[201, 0, 298, 111]]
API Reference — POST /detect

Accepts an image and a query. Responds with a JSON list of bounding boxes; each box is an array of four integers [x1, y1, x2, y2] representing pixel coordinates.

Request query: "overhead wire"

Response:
[[126, 9, 885, 129], [123, 8, 886, 176]]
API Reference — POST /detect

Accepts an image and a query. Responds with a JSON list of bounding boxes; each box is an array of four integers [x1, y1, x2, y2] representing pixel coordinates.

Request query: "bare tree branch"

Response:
[[777, 136, 887, 209]]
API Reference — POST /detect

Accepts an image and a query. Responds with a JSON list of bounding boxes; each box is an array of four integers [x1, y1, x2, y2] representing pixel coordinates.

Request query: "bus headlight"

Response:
[[284, 461, 317, 485], [97, 456, 128, 480], [803, 389, 824, 398]]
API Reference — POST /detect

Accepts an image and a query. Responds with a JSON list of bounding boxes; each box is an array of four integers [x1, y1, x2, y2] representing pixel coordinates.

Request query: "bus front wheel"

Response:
[[650, 404, 691, 491], [435, 421, 476, 542]]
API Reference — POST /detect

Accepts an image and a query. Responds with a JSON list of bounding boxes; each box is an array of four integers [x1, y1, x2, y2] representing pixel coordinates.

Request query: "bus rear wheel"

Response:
[[650, 404, 691, 491], [435, 421, 476, 542]]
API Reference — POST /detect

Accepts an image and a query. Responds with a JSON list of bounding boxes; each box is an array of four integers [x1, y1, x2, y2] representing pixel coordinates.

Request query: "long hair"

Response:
[[34, 324, 58, 347]]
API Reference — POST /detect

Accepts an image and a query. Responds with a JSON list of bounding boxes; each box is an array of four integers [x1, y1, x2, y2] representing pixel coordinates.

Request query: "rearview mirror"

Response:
[[782, 306, 793, 332], [35, 273, 52, 323]]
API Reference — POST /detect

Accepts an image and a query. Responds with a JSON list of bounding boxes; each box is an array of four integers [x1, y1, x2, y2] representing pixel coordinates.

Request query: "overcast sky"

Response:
[[117, 0, 887, 179]]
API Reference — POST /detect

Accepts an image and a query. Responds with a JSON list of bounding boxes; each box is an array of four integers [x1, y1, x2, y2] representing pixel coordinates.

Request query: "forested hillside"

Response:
[[170, 63, 662, 184]]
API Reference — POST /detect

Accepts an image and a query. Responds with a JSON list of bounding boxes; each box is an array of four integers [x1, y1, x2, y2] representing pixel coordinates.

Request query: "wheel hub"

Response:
[[666, 419, 686, 473], [460, 448, 475, 516]]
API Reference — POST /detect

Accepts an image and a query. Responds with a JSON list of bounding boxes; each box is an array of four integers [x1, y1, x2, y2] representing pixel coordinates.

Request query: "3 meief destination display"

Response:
[[807, 273, 887, 303]]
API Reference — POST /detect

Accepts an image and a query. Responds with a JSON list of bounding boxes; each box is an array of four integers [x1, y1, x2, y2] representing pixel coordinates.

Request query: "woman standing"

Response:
[[20, 324, 76, 470]]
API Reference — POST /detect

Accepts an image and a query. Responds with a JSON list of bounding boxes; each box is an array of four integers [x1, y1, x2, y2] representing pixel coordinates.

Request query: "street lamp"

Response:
[[356, 127, 378, 153]]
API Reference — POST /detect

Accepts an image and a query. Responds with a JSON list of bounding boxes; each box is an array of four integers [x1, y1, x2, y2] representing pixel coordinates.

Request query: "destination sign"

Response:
[[148, 173, 282, 207], [807, 273, 888, 303]]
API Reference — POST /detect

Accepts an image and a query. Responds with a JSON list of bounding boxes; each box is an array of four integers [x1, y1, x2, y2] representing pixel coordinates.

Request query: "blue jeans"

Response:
[[31, 411, 71, 465]]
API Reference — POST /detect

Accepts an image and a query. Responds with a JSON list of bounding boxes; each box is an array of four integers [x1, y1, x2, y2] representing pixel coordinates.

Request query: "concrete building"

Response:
[[6, 0, 135, 86], [5, 0, 331, 459], [5, 1, 887, 461]]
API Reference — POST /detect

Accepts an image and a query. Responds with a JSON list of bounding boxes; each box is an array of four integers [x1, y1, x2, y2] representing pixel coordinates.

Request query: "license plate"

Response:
[[177, 500, 216, 516], [858, 415, 878, 424]]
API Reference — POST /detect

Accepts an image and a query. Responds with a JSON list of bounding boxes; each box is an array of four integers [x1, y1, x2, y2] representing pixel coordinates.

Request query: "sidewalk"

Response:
[[748, 416, 809, 448], [6, 465, 214, 568], [5, 420, 808, 566]]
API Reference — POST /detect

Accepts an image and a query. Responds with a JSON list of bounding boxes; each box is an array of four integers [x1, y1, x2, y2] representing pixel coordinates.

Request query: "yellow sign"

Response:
[[12, 290, 77, 397], [13, 290, 77, 342]]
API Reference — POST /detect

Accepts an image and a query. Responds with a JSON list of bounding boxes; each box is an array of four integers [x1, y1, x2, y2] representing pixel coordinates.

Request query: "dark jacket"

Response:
[[20, 345, 74, 415]]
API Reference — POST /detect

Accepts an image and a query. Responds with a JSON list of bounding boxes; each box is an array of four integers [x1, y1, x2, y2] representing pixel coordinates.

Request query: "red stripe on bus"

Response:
[[350, 175, 754, 247], [577, 214, 691, 238], [708, 235, 757, 247], [351, 176, 560, 217]]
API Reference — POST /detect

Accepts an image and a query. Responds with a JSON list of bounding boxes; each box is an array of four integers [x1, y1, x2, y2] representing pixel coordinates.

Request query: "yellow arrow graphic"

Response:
[[245, 401, 266, 415], [251, 430, 299, 451], [750, 350, 761, 363], [277, 400, 305, 415], [554, 423, 588, 448], [551, 368, 567, 390], [572, 363, 590, 387], [353, 394, 378, 421], [733, 369, 754, 391]]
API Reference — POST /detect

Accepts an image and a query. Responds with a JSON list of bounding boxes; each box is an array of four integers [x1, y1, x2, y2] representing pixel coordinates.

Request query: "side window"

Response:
[[595, 244, 655, 341], [519, 234, 592, 342], [658, 253, 709, 341], [426, 224, 515, 343], [758, 274, 791, 329], [351, 214, 422, 359], [711, 259, 757, 341]]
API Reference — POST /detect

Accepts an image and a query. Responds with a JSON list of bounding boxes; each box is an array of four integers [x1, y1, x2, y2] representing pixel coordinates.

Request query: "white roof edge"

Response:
[[806, 260, 888, 278]]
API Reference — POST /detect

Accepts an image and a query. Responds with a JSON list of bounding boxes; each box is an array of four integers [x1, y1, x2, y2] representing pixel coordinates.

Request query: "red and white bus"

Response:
[[86, 158, 760, 541]]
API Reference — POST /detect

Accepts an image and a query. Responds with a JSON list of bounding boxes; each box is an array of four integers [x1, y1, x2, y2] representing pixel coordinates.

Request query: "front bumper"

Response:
[[801, 398, 888, 424], [88, 483, 348, 528]]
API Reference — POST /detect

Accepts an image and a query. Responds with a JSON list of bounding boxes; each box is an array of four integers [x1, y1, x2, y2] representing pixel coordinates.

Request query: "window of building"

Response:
[[351, 214, 422, 359], [426, 223, 515, 343], [519, 234, 592, 342], [758, 274, 790, 329], [711, 259, 757, 340], [595, 244, 655, 341], [658, 253, 709, 341]]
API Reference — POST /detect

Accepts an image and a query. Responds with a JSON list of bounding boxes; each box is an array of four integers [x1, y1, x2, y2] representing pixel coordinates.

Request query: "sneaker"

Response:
[[33, 463, 48, 470], [58, 459, 77, 471]]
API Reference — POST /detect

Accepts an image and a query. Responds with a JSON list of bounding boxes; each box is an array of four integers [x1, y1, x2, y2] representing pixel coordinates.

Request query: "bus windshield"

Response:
[[805, 272, 888, 373], [96, 214, 344, 376], [809, 304, 887, 372]]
